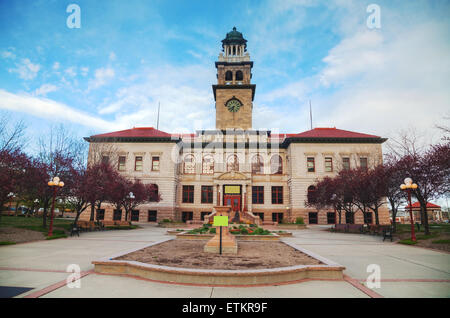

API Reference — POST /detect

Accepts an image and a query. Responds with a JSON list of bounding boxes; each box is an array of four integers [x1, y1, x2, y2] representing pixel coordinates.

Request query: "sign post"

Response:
[[213, 215, 228, 255]]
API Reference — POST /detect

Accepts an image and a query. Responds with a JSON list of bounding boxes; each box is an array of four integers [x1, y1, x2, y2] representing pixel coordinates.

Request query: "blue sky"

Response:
[[0, 0, 449, 154]]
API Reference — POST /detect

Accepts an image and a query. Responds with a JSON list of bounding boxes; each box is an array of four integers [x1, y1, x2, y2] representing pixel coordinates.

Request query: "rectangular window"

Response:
[[360, 157, 368, 170], [148, 210, 157, 222], [272, 186, 283, 204], [325, 157, 333, 172], [200, 212, 210, 221], [307, 157, 315, 172], [201, 186, 213, 204], [118, 156, 126, 171], [364, 212, 373, 224], [131, 210, 140, 222], [182, 185, 194, 203], [182, 211, 193, 223], [345, 212, 354, 224], [272, 213, 283, 223], [327, 212, 336, 224], [113, 209, 122, 221], [308, 212, 318, 224], [252, 186, 264, 204], [342, 157, 350, 170], [152, 156, 160, 171], [135, 156, 143, 171], [96, 209, 105, 221]]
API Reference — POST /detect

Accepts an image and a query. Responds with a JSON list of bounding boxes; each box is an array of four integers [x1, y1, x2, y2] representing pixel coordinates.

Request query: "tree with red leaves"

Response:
[[0, 149, 30, 220], [84, 162, 122, 221], [396, 142, 450, 235], [307, 176, 345, 224]]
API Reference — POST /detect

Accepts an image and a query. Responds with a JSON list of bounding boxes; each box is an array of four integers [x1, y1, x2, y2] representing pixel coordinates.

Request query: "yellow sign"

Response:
[[224, 185, 240, 194], [213, 216, 228, 226]]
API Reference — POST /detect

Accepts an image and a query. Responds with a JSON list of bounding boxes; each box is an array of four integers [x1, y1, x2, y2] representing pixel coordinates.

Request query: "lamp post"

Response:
[[48, 177, 64, 237], [127, 192, 135, 221], [34, 199, 39, 217], [400, 177, 418, 242]]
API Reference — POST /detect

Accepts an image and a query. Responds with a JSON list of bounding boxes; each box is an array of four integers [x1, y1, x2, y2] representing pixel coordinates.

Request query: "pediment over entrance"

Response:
[[217, 171, 249, 180]]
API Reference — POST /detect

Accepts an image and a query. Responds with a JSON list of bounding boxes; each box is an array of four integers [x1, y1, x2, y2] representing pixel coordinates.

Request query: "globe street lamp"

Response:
[[34, 199, 39, 217], [48, 177, 64, 237], [400, 177, 418, 242], [127, 192, 135, 221]]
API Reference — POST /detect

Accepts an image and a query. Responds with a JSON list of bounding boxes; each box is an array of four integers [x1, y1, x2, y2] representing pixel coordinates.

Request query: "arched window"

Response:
[[225, 71, 232, 82], [251, 155, 264, 174], [307, 185, 317, 204], [202, 155, 214, 174], [236, 70, 243, 81], [148, 184, 159, 202], [270, 155, 283, 174], [183, 155, 195, 174], [227, 154, 239, 172]]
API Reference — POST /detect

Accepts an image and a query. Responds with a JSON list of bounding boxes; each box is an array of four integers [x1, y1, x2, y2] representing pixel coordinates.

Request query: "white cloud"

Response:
[[97, 64, 215, 132], [65, 67, 77, 77], [8, 58, 40, 80], [34, 84, 58, 96], [1, 50, 16, 59], [109, 52, 117, 61], [88, 67, 115, 90], [52, 62, 60, 70], [81, 67, 89, 76], [0, 89, 120, 131]]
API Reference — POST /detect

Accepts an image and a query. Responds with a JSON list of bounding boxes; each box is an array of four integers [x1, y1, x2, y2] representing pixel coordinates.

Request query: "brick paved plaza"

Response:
[[1, 225, 448, 298]]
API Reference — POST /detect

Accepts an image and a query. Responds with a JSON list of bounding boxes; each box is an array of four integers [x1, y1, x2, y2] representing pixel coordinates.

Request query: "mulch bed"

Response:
[[0, 227, 45, 243], [114, 240, 323, 270]]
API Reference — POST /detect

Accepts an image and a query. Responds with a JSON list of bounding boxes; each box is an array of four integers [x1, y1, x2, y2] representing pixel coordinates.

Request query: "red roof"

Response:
[[290, 127, 381, 139], [405, 202, 441, 209], [91, 127, 172, 138]]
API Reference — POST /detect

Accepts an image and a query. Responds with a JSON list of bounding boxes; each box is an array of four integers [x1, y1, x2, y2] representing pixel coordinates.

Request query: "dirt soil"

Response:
[[0, 227, 45, 243], [114, 240, 323, 270]]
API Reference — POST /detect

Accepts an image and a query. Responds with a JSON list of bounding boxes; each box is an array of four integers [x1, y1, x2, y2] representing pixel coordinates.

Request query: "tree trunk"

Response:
[[392, 207, 397, 233], [42, 198, 49, 228], [421, 205, 430, 235], [90, 204, 95, 221], [14, 200, 20, 216], [374, 207, 380, 225]]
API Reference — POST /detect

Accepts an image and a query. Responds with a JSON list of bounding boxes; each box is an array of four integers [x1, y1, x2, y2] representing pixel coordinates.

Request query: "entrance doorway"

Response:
[[224, 195, 241, 213]]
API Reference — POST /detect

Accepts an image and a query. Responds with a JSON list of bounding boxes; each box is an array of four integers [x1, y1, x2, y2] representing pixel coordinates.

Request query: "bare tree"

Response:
[[0, 111, 27, 152]]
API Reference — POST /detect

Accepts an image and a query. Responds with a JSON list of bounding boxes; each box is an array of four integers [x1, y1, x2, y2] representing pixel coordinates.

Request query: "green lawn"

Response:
[[395, 223, 450, 235], [0, 215, 73, 234]]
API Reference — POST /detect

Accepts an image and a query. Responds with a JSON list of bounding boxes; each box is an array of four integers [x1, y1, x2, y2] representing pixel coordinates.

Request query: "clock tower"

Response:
[[213, 27, 255, 130]]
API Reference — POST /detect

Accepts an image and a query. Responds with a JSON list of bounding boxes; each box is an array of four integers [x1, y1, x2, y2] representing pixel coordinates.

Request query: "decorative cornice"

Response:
[[212, 84, 256, 101], [84, 136, 181, 143]]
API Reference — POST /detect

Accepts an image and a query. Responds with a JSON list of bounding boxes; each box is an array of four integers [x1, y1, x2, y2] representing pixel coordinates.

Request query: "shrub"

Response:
[[209, 228, 216, 234], [295, 217, 304, 225]]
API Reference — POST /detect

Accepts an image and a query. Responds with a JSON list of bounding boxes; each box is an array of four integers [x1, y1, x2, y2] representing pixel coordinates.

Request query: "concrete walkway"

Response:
[[0, 224, 448, 298]]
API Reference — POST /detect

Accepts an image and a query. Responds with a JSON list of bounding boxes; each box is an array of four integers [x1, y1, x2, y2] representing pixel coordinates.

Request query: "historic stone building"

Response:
[[82, 27, 390, 225]]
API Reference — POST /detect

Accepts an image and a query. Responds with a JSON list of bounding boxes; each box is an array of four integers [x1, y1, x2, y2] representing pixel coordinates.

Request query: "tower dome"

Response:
[[222, 27, 247, 50]]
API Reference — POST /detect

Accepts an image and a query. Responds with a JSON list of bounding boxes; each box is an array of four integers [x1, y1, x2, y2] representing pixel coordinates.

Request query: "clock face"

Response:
[[226, 99, 242, 112]]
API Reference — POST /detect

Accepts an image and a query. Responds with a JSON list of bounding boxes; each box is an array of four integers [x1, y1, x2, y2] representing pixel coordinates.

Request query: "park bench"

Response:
[[70, 223, 80, 237], [76, 221, 90, 232], [369, 224, 382, 235], [332, 224, 348, 232], [347, 224, 363, 233], [383, 226, 393, 242]]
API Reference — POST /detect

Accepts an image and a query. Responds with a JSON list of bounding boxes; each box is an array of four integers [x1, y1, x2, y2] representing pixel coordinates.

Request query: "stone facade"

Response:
[[81, 28, 390, 226]]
